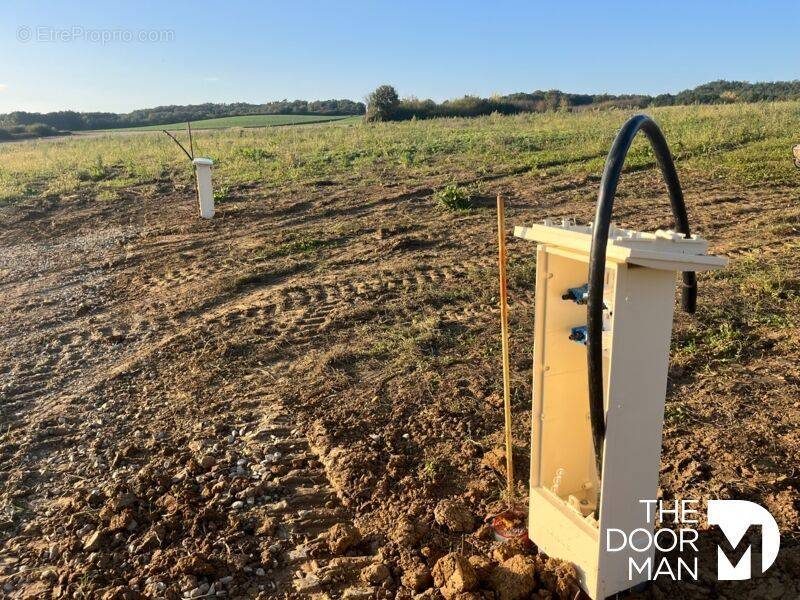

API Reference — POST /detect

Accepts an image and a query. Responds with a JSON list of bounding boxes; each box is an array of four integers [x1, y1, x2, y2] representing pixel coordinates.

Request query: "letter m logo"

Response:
[[707, 500, 780, 580]]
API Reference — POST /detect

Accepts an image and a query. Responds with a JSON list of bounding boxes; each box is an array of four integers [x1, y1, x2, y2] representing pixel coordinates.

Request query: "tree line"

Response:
[[365, 80, 800, 121], [2, 80, 800, 137], [0, 99, 366, 134]]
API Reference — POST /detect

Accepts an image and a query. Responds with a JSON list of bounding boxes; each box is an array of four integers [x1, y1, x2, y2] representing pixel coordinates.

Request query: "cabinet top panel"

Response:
[[514, 220, 727, 272]]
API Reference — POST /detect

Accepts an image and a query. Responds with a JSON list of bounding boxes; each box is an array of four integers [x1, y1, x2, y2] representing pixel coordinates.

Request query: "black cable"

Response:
[[587, 115, 696, 508]]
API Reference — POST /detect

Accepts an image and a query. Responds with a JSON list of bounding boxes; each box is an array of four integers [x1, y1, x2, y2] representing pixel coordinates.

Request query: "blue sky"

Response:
[[2, 0, 799, 113]]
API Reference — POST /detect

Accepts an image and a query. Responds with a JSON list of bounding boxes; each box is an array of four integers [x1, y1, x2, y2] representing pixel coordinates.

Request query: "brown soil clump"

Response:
[[432, 552, 479, 599], [327, 522, 362, 555], [489, 554, 538, 600], [434, 498, 476, 532]]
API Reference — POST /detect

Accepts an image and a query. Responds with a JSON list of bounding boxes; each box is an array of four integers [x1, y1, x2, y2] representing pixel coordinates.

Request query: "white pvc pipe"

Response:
[[193, 157, 214, 218]]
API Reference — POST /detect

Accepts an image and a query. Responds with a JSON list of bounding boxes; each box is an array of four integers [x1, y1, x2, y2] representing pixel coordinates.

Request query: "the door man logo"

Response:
[[609, 499, 781, 583], [708, 500, 781, 580]]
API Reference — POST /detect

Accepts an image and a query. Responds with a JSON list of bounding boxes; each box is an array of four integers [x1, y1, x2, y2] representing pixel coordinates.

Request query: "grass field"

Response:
[[1, 101, 799, 207], [1, 102, 799, 599], [103, 113, 359, 132]]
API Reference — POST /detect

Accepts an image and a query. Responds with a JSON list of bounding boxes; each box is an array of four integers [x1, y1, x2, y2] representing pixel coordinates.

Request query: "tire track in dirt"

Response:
[[137, 256, 243, 291], [195, 256, 501, 355], [248, 398, 379, 596], [2, 248, 496, 429], [0, 249, 500, 440]]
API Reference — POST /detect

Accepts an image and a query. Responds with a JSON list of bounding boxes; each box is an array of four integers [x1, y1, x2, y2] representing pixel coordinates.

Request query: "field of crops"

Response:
[[1, 102, 799, 599], [103, 113, 359, 132]]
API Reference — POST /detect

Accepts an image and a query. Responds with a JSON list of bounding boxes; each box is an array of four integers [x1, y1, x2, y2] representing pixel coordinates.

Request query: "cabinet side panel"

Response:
[[537, 251, 595, 498], [530, 245, 548, 489], [597, 266, 677, 597]]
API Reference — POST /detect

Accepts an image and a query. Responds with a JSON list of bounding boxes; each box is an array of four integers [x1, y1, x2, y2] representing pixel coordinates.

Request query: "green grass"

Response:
[[672, 245, 800, 369], [100, 114, 358, 132], [258, 237, 332, 259], [2, 102, 800, 206]]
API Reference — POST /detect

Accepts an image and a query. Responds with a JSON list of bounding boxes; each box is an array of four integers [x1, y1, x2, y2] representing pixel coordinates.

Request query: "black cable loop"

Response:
[[588, 115, 696, 506]]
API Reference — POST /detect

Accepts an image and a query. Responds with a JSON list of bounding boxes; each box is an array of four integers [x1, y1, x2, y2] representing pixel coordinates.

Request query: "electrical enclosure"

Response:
[[515, 220, 727, 599]]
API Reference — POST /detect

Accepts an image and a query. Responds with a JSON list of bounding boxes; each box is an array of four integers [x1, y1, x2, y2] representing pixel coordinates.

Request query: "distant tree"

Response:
[[544, 90, 562, 111], [365, 85, 400, 122], [651, 94, 676, 107]]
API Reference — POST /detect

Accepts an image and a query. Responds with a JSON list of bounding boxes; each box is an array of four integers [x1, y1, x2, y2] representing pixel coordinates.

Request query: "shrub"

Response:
[[236, 147, 274, 161], [434, 184, 472, 211], [77, 156, 108, 181], [25, 123, 57, 136]]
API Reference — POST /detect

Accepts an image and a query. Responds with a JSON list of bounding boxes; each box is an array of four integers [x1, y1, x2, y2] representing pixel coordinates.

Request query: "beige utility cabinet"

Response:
[[514, 220, 726, 599]]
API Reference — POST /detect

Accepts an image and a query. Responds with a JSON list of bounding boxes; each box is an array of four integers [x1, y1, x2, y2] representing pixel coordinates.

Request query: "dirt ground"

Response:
[[0, 165, 798, 599]]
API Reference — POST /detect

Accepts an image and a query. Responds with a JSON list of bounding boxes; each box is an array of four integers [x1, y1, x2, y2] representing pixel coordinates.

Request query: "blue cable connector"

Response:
[[569, 326, 588, 345], [562, 284, 590, 304]]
